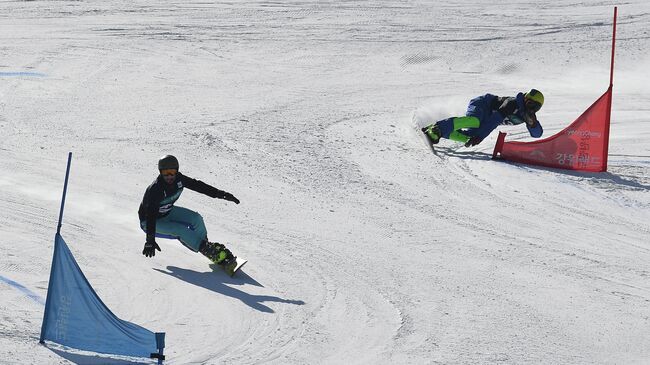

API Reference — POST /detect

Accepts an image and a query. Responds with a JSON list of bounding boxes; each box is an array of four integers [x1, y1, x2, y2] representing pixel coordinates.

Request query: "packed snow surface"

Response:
[[1, 1, 649, 364]]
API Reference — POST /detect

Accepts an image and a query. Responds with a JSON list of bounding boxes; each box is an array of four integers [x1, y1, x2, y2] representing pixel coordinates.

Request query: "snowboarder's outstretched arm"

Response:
[[180, 174, 240, 204]]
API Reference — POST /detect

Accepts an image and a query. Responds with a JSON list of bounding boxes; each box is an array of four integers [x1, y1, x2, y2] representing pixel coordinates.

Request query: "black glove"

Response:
[[465, 136, 483, 147], [223, 192, 240, 204], [524, 111, 538, 128], [142, 241, 161, 257]]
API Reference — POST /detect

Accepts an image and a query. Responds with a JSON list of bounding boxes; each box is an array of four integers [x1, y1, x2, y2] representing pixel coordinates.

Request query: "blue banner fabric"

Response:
[[40, 234, 163, 359]]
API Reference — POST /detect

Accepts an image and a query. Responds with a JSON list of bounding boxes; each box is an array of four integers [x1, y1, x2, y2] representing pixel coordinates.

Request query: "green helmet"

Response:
[[158, 155, 179, 170], [524, 89, 544, 113]]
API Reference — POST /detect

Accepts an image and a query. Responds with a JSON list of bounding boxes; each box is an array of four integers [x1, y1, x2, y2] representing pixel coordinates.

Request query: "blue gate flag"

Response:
[[40, 234, 164, 359]]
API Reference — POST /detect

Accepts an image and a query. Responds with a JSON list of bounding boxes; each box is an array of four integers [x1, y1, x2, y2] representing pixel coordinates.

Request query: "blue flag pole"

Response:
[[57, 152, 72, 235], [40, 152, 72, 343], [39, 153, 166, 361]]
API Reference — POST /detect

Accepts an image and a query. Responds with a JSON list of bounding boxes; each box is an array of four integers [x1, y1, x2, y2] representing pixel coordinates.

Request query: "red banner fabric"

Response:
[[493, 88, 612, 172]]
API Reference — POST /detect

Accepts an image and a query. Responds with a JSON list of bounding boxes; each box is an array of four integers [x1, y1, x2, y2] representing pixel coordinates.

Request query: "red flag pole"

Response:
[[603, 7, 617, 171], [609, 7, 617, 87], [492, 132, 506, 160]]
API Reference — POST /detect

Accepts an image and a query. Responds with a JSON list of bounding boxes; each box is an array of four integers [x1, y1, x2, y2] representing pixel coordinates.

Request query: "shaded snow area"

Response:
[[2, 1, 650, 364]]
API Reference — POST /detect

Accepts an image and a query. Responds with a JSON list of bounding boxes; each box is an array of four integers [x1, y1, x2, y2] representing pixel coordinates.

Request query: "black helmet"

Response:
[[158, 155, 179, 170]]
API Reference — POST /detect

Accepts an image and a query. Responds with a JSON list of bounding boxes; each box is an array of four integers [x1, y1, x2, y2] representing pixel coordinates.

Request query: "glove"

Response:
[[524, 111, 538, 128], [465, 136, 483, 147], [223, 192, 240, 204], [142, 241, 161, 257]]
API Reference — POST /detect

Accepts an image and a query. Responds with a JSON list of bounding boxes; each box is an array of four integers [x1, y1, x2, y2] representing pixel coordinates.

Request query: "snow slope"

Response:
[[1, 0, 649, 363]]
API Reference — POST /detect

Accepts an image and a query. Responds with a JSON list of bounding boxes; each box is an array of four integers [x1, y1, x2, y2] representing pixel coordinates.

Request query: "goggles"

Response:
[[525, 98, 542, 113], [160, 169, 178, 176]]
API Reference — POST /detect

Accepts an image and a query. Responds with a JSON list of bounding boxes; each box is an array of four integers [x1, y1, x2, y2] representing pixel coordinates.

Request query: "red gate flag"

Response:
[[492, 87, 612, 172], [492, 7, 616, 172]]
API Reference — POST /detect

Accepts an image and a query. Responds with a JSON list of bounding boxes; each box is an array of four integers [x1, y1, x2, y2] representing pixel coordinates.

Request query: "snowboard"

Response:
[[224, 257, 247, 277], [419, 126, 438, 154]]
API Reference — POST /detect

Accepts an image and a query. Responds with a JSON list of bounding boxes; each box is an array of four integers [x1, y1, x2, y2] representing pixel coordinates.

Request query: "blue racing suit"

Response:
[[437, 93, 543, 144]]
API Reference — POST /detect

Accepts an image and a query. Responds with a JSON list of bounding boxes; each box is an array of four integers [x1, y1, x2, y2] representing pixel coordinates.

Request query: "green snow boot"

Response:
[[422, 124, 441, 144], [199, 241, 234, 265]]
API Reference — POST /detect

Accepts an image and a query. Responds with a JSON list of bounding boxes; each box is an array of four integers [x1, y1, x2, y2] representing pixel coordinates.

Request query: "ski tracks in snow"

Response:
[[3, 0, 650, 363]]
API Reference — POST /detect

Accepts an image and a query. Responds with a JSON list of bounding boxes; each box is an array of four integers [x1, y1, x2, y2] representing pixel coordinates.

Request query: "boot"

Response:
[[199, 240, 235, 266], [422, 124, 441, 144]]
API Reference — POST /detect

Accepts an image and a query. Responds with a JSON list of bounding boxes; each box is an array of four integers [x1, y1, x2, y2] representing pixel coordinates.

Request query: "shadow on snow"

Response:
[[500, 160, 650, 190], [429, 146, 649, 190], [428, 144, 494, 161], [153, 266, 305, 313], [45, 346, 151, 365]]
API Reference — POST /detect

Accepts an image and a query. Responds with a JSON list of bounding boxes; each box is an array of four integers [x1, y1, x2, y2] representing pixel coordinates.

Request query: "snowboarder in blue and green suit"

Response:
[[422, 89, 545, 147]]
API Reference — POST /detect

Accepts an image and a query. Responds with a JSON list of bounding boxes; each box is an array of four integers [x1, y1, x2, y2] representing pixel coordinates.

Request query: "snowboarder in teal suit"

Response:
[[422, 89, 545, 147], [139, 155, 241, 272]]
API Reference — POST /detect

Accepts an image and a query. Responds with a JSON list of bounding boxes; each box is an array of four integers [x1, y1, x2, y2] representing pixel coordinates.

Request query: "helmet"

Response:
[[524, 89, 544, 113], [158, 155, 179, 170]]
